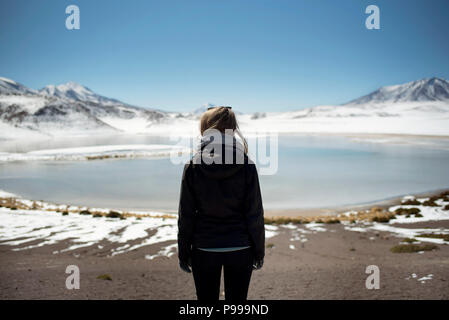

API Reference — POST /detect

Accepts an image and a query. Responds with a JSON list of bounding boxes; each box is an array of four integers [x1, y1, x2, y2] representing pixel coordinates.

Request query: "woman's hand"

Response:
[[253, 258, 264, 270], [179, 257, 192, 273]]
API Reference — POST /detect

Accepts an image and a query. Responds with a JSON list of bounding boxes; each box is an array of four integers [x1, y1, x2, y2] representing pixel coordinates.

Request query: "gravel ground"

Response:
[[1, 220, 448, 300]]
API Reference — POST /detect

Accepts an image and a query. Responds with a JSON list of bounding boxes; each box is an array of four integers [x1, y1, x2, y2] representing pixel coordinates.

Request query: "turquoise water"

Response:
[[1, 134, 449, 211]]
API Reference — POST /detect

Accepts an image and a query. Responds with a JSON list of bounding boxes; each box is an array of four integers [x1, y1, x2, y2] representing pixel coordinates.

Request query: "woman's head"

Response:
[[200, 106, 248, 153], [200, 106, 236, 135]]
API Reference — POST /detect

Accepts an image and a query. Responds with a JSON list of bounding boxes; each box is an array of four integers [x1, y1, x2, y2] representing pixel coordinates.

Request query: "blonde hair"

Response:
[[200, 106, 248, 153]]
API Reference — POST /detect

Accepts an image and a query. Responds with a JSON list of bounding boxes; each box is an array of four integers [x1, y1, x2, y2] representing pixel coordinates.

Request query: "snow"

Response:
[[0, 207, 178, 255], [0, 144, 191, 162], [366, 224, 449, 244], [39, 82, 123, 106], [237, 102, 449, 136], [0, 190, 17, 198], [304, 222, 327, 232], [0, 191, 280, 258], [341, 195, 449, 243], [388, 205, 449, 224], [405, 273, 434, 283], [0, 95, 48, 113], [417, 274, 433, 283], [145, 243, 178, 260], [0, 77, 37, 95], [264, 224, 279, 239], [344, 226, 367, 233], [98, 116, 153, 134], [0, 77, 17, 84], [289, 231, 309, 242]]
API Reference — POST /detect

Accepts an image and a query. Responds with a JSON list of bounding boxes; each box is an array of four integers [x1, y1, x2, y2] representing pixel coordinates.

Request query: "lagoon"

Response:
[[1, 134, 449, 212]]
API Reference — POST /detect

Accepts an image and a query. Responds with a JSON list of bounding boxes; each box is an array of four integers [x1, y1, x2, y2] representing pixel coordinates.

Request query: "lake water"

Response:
[[1, 134, 449, 212]]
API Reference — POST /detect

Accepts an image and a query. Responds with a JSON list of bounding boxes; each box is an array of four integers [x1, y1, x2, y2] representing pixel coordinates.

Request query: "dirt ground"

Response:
[[1, 220, 448, 300]]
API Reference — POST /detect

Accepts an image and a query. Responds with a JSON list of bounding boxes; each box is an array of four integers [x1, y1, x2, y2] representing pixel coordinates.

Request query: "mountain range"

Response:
[[1, 76, 449, 139], [0, 77, 167, 138]]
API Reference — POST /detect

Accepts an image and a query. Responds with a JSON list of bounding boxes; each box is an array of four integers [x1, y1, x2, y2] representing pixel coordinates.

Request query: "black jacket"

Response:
[[177, 134, 265, 262]]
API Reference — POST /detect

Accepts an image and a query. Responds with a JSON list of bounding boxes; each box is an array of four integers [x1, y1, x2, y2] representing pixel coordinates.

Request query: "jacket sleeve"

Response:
[[177, 162, 197, 262], [244, 163, 265, 261]]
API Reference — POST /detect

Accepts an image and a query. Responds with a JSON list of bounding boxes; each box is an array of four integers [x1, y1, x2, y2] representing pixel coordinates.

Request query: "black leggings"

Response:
[[191, 247, 254, 302]]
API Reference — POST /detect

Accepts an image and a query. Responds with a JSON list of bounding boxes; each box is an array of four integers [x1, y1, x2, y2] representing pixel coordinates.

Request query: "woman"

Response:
[[177, 106, 265, 302]]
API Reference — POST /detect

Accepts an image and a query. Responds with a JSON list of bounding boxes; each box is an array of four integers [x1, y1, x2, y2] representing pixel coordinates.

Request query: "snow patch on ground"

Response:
[[406, 273, 434, 284], [264, 225, 279, 239], [368, 224, 449, 244], [0, 195, 281, 258], [304, 222, 327, 232]]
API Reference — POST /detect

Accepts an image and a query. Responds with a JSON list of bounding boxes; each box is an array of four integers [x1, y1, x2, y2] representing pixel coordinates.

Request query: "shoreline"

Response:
[[265, 188, 449, 218], [274, 131, 449, 139], [1, 187, 448, 220]]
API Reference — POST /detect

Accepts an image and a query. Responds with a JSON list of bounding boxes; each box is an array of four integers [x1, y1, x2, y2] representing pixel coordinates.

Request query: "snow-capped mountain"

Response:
[[0, 77, 167, 138], [39, 82, 123, 106], [39, 81, 166, 120], [0, 77, 37, 95], [345, 77, 449, 105], [240, 77, 449, 136], [262, 77, 449, 120]]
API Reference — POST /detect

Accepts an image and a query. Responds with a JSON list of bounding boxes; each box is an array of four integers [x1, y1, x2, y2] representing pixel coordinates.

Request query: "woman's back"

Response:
[[177, 107, 265, 301], [183, 134, 261, 248]]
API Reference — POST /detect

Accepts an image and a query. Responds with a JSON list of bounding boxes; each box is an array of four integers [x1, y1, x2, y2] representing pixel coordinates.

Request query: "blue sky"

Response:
[[1, 0, 448, 112]]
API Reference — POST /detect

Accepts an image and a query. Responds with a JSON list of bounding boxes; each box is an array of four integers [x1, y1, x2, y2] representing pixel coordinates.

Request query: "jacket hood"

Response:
[[192, 132, 248, 179]]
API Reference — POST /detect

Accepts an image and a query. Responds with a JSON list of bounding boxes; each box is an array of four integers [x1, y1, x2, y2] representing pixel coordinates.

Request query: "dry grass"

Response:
[[402, 238, 418, 243], [390, 244, 438, 253], [422, 199, 439, 207], [264, 217, 303, 225], [0, 198, 25, 210], [417, 233, 449, 241], [265, 207, 396, 225], [106, 211, 122, 218], [395, 207, 421, 215], [86, 154, 128, 161], [96, 274, 112, 281], [0, 196, 177, 221], [402, 199, 421, 205]]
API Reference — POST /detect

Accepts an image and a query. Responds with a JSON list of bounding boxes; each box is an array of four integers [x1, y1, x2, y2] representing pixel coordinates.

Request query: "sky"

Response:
[[1, 0, 448, 113]]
